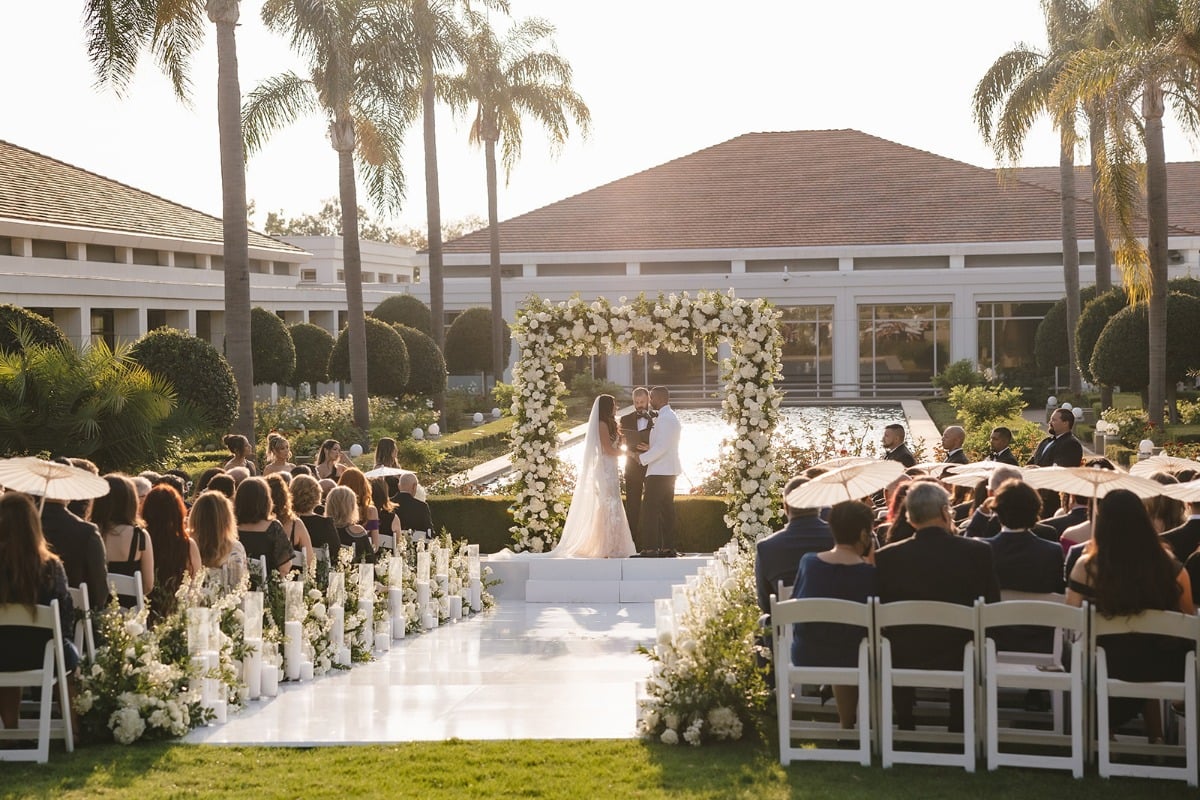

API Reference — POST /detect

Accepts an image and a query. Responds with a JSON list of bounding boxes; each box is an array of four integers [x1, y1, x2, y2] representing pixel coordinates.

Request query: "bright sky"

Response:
[[4, 1, 1198, 233]]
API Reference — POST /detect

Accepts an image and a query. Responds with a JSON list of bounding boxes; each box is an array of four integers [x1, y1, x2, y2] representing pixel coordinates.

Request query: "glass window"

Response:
[[976, 301, 1054, 380], [858, 303, 951, 393], [779, 305, 834, 396]]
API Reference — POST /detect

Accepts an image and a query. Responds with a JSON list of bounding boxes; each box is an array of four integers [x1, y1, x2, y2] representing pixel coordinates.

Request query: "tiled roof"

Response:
[[1013, 164, 1200, 237], [0, 139, 303, 254], [443, 129, 1120, 255]]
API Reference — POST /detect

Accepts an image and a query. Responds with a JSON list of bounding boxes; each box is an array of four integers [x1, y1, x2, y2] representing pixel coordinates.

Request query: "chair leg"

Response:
[[881, 668, 894, 768], [1097, 655, 1111, 779]]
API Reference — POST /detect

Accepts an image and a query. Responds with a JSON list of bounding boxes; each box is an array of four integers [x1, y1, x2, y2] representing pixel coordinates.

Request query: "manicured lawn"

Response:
[[922, 398, 958, 432], [1, 738, 1193, 799]]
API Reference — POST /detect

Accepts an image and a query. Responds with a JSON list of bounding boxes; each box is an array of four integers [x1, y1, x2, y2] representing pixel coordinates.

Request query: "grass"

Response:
[[922, 398, 958, 432], [1, 738, 1194, 799]]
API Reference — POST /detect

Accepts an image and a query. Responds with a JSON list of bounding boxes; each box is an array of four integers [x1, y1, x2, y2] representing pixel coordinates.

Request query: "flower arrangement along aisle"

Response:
[[636, 546, 770, 746], [508, 291, 783, 552]]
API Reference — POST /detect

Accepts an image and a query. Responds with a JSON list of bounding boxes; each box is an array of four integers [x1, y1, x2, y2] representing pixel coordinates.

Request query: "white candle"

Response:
[[188, 608, 210, 655], [299, 660, 314, 681], [416, 580, 431, 610], [389, 554, 405, 588], [260, 663, 279, 696], [243, 591, 264, 640], [284, 620, 302, 681], [421, 603, 435, 630], [448, 595, 462, 621], [330, 604, 345, 650], [435, 546, 449, 575], [467, 544, 480, 579], [357, 563, 374, 598], [210, 699, 227, 724], [243, 638, 262, 700], [436, 573, 449, 595], [375, 621, 391, 652], [327, 572, 345, 607], [417, 550, 431, 582], [336, 646, 351, 667], [388, 588, 405, 640], [469, 577, 483, 612], [284, 580, 304, 622]]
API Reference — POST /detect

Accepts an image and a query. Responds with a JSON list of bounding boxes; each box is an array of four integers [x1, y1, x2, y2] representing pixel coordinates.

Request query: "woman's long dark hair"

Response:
[[1087, 489, 1180, 616], [0, 493, 58, 608], [597, 394, 618, 440], [142, 485, 191, 607]]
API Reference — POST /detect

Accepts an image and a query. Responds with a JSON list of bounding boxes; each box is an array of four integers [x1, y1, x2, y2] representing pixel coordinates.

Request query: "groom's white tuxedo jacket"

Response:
[[639, 404, 682, 476]]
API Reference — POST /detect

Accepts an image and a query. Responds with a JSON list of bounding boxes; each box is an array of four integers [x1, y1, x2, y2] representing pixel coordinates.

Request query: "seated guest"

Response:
[[1040, 493, 1089, 540], [193, 467, 226, 499], [325, 485, 375, 564], [393, 472, 434, 536], [142, 484, 201, 622], [1067, 490, 1196, 742], [233, 477, 292, 579], [754, 476, 833, 614], [1162, 498, 1200, 563], [66, 457, 100, 519], [223, 433, 257, 475], [875, 482, 1001, 731], [983, 479, 1065, 652], [314, 439, 356, 481], [91, 474, 155, 602], [189, 490, 247, 586], [986, 426, 1019, 465], [290, 474, 341, 565], [338, 468, 380, 549], [267, 473, 313, 570], [373, 436, 404, 497], [37, 471, 110, 612], [131, 475, 153, 512], [371, 477, 404, 543], [207, 473, 236, 499], [960, 465, 1021, 538], [941, 426, 968, 464], [1144, 472, 1185, 533], [0, 493, 79, 731], [226, 466, 251, 487], [154, 473, 188, 502], [290, 464, 315, 478], [881, 423, 916, 469], [878, 483, 916, 545], [791, 500, 877, 729]]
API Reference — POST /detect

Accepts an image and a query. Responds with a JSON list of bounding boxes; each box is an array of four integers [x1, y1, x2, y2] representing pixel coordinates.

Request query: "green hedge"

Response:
[[431, 418, 513, 458], [428, 495, 735, 554]]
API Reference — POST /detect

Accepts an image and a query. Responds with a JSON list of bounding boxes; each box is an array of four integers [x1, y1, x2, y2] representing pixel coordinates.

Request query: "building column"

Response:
[[55, 306, 86, 350], [952, 287, 976, 365], [831, 291, 858, 398]]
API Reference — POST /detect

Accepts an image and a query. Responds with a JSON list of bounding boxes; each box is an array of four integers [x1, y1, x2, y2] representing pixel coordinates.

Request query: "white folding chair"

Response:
[[981, 600, 1086, 777], [107, 570, 145, 613], [771, 597, 873, 765], [65, 583, 95, 663], [378, 534, 395, 552], [292, 549, 307, 573], [0, 600, 75, 763], [875, 598, 980, 771], [1091, 607, 1199, 786]]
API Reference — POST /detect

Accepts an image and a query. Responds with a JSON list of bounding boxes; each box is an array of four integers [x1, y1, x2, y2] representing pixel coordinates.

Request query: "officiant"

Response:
[[620, 387, 654, 549]]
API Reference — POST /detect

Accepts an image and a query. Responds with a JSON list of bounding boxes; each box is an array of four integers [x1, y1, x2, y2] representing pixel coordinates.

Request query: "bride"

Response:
[[551, 394, 637, 558]]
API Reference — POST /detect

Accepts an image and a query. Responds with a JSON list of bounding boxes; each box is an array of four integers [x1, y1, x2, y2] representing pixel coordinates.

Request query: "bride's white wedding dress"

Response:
[[551, 398, 637, 558]]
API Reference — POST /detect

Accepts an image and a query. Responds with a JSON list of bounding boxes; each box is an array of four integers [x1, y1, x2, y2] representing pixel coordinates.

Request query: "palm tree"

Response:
[[82, 0, 256, 441], [973, 0, 1095, 395], [447, 15, 591, 381], [243, 0, 416, 433], [1051, 0, 1200, 425]]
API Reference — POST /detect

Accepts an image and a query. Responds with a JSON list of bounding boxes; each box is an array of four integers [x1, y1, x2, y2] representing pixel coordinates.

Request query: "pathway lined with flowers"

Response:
[[184, 601, 655, 744]]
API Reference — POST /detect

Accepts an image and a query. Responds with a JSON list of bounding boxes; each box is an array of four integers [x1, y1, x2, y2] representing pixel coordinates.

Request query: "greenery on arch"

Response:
[[508, 291, 783, 552]]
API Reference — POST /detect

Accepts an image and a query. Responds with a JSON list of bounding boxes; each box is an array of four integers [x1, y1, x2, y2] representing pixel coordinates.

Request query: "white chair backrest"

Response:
[[65, 583, 95, 661], [772, 596, 873, 629], [1091, 607, 1200, 641], [378, 533, 395, 551], [874, 598, 978, 633], [107, 570, 145, 613], [999, 590, 1066, 604], [980, 599, 1084, 634], [0, 599, 73, 762]]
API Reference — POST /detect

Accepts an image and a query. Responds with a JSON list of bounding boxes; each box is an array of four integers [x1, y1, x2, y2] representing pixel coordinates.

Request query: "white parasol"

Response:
[[1129, 454, 1200, 477], [1020, 466, 1164, 499], [785, 460, 905, 508], [940, 470, 995, 488], [0, 457, 110, 510], [1157, 478, 1200, 503], [948, 460, 1010, 473], [807, 456, 876, 472], [363, 466, 415, 480]]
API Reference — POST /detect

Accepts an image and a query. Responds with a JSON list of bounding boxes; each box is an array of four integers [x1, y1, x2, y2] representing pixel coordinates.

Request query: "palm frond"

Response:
[[148, 0, 207, 102], [242, 72, 320, 154], [82, 0, 157, 95]]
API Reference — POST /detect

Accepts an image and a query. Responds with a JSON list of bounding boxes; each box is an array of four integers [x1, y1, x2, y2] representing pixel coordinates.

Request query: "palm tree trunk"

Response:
[[422, 60, 444, 349], [485, 137, 504, 385], [334, 124, 369, 433], [209, 2, 254, 442], [1059, 129, 1082, 395], [1089, 113, 1114, 411], [1144, 83, 1169, 428]]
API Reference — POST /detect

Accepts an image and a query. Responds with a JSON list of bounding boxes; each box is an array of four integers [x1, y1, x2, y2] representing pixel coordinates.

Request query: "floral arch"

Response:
[[507, 290, 783, 552]]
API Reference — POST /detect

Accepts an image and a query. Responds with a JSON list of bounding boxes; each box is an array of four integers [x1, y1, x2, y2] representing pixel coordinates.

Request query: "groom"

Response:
[[636, 386, 682, 557]]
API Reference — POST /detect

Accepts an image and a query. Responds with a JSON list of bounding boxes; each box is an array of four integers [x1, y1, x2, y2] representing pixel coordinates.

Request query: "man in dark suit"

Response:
[[754, 476, 834, 614], [1162, 501, 1200, 563], [882, 423, 916, 469], [39, 493, 110, 611], [983, 479, 1065, 653], [942, 426, 969, 464], [619, 387, 654, 549], [986, 426, 1019, 465], [1039, 494, 1089, 541], [1029, 408, 1084, 468], [392, 472, 434, 535], [876, 482, 1000, 730]]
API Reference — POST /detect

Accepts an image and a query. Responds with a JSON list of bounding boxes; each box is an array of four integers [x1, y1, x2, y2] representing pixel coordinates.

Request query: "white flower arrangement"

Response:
[[508, 291, 783, 551]]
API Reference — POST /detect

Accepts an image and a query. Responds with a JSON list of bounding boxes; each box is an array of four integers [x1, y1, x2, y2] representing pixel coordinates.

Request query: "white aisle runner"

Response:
[[184, 602, 655, 745]]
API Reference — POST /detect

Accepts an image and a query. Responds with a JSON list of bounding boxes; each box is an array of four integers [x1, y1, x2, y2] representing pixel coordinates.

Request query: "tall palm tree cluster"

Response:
[[975, 0, 1200, 427], [83, 0, 589, 435]]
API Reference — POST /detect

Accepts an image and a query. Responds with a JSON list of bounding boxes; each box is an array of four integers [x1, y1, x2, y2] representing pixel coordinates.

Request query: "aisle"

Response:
[[184, 602, 655, 745]]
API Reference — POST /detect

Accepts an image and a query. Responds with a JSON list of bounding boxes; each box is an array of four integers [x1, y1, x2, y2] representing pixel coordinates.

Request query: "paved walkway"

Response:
[[184, 601, 655, 745]]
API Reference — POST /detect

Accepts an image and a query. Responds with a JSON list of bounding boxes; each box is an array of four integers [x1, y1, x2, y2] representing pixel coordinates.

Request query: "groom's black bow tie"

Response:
[[637, 410, 656, 420]]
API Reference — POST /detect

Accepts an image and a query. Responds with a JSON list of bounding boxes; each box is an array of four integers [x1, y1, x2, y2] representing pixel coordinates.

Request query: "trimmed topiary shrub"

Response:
[[392, 324, 447, 397], [445, 307, 509, 376], [251, 307, 296, 386], [1034, 286, 1099, 372], [371, 294, 432, 334], [1076, 288, 1127, 384], [327, 316, 410, 398], [947, 384, 1026, 430], [0, 304, 70, 354], [288, 323, 334, 394], [129, 328, 238, 431], [1091, 292, 1200, 393]]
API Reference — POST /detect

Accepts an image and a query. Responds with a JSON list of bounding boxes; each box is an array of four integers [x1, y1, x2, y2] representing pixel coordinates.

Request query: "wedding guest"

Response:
[[233, 477, 292, 579], [1144, 472, 1185, 533], [941, 426, 968, 464], [393, 472, 433, 536], [223, 433, 257, 475], [881, 423, 916, 469], [1040, 493, 1089, 541], [325, 485, 375, 563], [986, 426, 1019, 465], [154, 473, 187, 501], [189, 490, 247, 586], [194, 467, 226, 499], [290, 464, 315, 478], [315, 439, 355, 481], [755, 476, 833, 614], [339, 468, 380, 549], [37, 471, 110, 611], [226, 466, 251, 487], [371, 477, 403, 543], [207, 473, 236, 499], [0, 493, 79, 731], [1066, 489, 1195, 742], [262, 432, 296, 477], [267, 473, 313, 569], [791, 500, 876, 729], [90, 474, 155, 601], [142, 484, 201, 622], [131, 475, 152, 512], [1161, 498, 1200, 563], [373, 436, 403, 497], [65, 457, 100, 519], [291, 474, 340, 564]]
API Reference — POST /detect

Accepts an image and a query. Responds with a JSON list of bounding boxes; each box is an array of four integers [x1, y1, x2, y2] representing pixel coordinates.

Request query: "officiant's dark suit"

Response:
[[1028, 409, 1084, 468], [620, 404, 655, 548]]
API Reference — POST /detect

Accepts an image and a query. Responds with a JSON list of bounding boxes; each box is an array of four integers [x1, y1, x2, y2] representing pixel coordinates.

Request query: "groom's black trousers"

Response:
[[640, 475, 677, 552]]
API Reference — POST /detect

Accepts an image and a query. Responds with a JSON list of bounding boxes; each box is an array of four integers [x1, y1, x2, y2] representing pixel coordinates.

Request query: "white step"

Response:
[[484, 553, 715, 604], [527, 558, 623, 581], [526, 580, 621, 603]]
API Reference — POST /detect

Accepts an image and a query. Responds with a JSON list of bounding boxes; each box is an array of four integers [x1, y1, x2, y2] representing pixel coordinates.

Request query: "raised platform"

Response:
[[485, 554, 713, 603]]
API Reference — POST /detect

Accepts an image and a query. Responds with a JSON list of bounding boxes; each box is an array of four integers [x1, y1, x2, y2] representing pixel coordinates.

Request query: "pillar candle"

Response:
[[243, 638, 263, 700], [436, 573, 449, 595], [327, 572, 345, 607], [416, 580, 431, 610], [389, 554, 405, 588], [243, 591, 264, 640], [375, 620, 391, 652], [417, 550, 431, 582], [435, 545, 449, 576], [284, 620, 303, 681], [260, 663, 279, 696], [336, 646, 351, 667], [388, 588, 405, 640], [284, 580, 304, 622], [299, 660, 314, 681], [467, 544, 480, 579], [330, 603, 345, 650], [469, 577, 483, 612], [448, 594, 462, 621]]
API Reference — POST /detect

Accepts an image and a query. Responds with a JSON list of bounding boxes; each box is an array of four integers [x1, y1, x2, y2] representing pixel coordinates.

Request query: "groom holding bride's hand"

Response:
[[635, 386, 682, 557]]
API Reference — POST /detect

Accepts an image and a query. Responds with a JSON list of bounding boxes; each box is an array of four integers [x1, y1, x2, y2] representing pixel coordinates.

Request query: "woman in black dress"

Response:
[[142, 484, 200, 623], [325, 485, 375, 564], [314, 439, 355, 482], [291, 474, 340, 565], [90, 474, 155, 602], [233, 477, 293, 581]]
